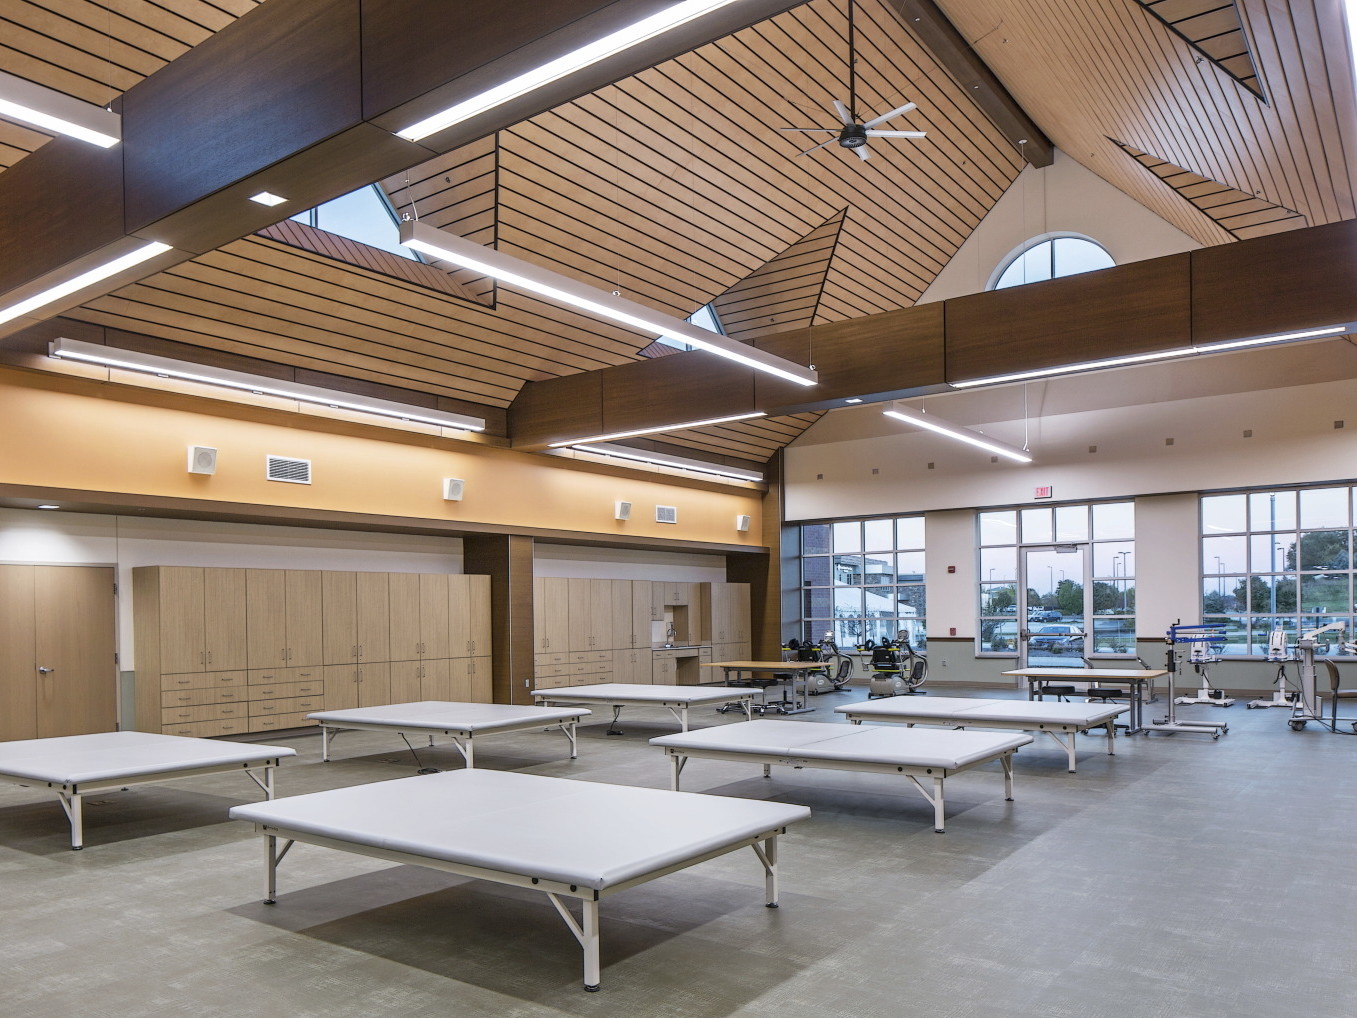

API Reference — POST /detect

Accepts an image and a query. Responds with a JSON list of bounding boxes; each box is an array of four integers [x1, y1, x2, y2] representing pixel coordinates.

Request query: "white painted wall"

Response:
[[916, 149, 1201, 305], [533, 543, 726, 581]]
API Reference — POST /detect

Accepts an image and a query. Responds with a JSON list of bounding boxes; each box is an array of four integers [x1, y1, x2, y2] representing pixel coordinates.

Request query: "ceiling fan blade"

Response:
[[862, 101, 917, 129], [865, 130, 927, 138], [832, 100, 854, 126], [855, 145, 871, 161], [798, 137, 839, 157], [779, 127, 839, 133]]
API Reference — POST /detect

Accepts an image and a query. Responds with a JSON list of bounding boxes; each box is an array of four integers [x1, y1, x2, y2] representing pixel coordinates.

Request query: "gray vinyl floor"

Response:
[[2, 684, 1354, 1018]]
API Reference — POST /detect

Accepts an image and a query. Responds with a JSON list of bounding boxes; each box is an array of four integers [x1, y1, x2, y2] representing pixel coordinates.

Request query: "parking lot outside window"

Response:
[[799, 517, 926, 650], [1201, 486, 1356, 656], [977, 502, 1135, 658]]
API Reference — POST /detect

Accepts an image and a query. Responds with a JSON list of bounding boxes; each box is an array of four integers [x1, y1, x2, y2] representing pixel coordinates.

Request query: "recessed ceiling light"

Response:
[[37, 504, 60, 510], [249, 191, 287, 207], [845, 397, 863, 404]]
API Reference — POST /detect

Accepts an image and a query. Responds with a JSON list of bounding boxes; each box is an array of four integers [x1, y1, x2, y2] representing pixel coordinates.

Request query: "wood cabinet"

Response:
[[135, 567, 494, 736], [706, 583, 752, 644], [533, 577, 570, 652]]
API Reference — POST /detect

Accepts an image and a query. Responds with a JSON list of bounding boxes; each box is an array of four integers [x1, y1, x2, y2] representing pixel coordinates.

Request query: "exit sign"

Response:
[[1034, 486, 1053, 499]]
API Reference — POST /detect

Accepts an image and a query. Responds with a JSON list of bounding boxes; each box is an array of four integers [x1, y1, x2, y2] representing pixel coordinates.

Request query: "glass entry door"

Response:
[[1019, 546, 1087, 668]]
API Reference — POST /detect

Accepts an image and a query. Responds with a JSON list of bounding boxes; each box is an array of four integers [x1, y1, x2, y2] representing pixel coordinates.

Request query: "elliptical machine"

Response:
[[804, 631, 854, 695], [865, 632, 927, 698]]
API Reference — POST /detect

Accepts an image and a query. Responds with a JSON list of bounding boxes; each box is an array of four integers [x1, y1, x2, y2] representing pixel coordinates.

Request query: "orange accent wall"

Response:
[[0, 368, 763, 545]]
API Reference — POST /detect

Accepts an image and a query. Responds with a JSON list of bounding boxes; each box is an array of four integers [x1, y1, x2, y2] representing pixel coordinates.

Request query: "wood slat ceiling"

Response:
[[936, 0, 1357, 248], [1131, 0, 1264, 98], [1113, 138, 1308, 239], [0, 0, 261, 171]]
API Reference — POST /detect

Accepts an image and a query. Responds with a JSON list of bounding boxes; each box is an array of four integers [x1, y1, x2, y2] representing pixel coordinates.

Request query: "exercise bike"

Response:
[[804, 632, 854, 695], [865, 634, 927, 698]]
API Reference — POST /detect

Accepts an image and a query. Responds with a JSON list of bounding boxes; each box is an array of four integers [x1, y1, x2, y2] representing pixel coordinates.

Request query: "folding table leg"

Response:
[[751, 835, 779, 906], [1003, 753, 1015, 801], [669, 753, 686, 791], [563, 721, 578, 759], [932, 777, 945, 833], [321, 725, 331, 762], [582, 899, 601, 991], [265, 835, 278, 904], [1105, 720, 1116, 754], [56, 790, 83, 850]]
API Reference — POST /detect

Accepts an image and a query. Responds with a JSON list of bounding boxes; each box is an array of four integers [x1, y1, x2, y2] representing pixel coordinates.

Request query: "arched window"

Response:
[[990, 235, 1114, 290]]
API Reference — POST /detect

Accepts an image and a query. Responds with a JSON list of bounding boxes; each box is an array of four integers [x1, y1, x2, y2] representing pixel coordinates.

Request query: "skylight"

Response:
[[656, 303, 725, 350], [291, 185, 418, 261]]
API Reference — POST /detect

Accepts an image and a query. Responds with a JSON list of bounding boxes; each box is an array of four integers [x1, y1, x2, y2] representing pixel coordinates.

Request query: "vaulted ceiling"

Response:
[[2, 0, 1355, 467]]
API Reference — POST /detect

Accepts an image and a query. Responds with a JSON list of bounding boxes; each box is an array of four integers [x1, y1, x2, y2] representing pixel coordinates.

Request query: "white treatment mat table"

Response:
[[0, 731, 294, 849], [229, 769, 809, 991], [836, 696, 1128, 772], [650, 719, 1031, 832], [532, 683, 755, 734], [307, 701, 591, 767]]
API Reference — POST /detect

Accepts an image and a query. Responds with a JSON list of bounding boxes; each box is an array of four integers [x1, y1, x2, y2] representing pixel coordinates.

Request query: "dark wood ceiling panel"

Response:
[[657, 412, 826, 460]]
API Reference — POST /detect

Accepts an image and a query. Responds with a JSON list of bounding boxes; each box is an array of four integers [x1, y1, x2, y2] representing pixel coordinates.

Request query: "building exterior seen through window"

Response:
[[291, 185, 419, 261], [990, 235, 1114, 290], [800, 517, 925, 650], [978, 502, 1135, 665], [1201, 486, 1356, 656], [654, 303, 725, 351]]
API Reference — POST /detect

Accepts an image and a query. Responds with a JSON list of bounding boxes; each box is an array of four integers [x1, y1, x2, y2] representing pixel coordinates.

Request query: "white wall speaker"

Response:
[[187, 445, 217, 475], [443, 478, 466, 501], [615, 500, 632, 521], [735, 514, 752, 532]]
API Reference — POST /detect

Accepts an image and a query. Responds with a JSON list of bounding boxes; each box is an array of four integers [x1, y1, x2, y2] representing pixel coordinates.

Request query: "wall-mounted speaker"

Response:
[[187, 445, 217, 475], [735, 514, 752, 532], [615, 500, 632, 521], [443, 478, 466, 501]]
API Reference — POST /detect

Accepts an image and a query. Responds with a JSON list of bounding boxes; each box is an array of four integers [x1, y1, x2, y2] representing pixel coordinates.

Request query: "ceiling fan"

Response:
[[780, 0, 926, 162]]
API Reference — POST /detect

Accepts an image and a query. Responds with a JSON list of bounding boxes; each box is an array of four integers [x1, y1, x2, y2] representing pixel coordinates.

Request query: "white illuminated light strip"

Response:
[[0, 69, 121, 147], [883, 404, 1032, 463], [572, 442, 764, 481], [950, 326, 1350, 389], [48, 337, 486, 432], [397, 0, 744, 141], [0, 242, 171, 326], [401, 221, 817, 386], [548, 412, 767, 448]]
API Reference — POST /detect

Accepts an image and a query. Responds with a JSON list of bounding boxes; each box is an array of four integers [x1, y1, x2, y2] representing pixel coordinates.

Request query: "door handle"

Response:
[[38, 666, 54, 674]]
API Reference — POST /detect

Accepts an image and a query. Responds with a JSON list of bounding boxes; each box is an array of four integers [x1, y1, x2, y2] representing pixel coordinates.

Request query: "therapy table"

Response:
[[701, 660, 831, 715], [230, 769, 809, 991], [1002, 667, 1166, 735], [0, 731, 294, 849], [651, 719, 1030, 832], [307, 701, 591, 767], [836, 696, 1128, 772], [532, 683, 755, 734]]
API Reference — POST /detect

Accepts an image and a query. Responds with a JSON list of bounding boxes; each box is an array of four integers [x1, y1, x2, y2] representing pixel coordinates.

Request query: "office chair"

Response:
[[1323, 660, 1357, 731]]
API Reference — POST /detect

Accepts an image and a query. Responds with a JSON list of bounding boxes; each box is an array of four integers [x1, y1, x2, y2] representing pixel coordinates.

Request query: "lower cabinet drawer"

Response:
[[249, 695, 324, 717], [569, 651, 612, 664], [249, 712, 317, 733], [534, 673, 570, 690], [535, 653, 568, 666], [248, 680, 324, 700], [537, 664, 569, 678], [160, 702, 248, 725], [160, 687, 247, 708], [162, 719, 249, 738]]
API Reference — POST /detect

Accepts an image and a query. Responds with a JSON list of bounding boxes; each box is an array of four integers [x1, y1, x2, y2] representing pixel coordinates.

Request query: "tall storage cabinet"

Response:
[[134, 567, 495, 736]]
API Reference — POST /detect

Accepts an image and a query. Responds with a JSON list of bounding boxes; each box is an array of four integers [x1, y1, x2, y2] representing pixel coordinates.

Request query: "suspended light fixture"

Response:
[[0, 69, 120, 147], [883, 402, 1032, 463], [571, 442, 764, 481], [0, 241, 171, 326], [548, 412, 768, 448]]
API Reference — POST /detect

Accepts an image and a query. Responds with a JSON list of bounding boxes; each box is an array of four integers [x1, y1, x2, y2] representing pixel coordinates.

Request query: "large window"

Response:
[[1202, 487, 1355, 656], [291, 185, 419, 261], [800, 517, 926, 649], [990, 235, 1114, 290], [977, 502, 1135, 659]]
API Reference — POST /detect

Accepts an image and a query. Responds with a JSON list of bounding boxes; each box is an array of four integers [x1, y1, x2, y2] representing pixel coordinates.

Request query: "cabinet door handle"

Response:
[[38, 666, 54, 674], [207, 650, 212, 665], [199, 652, 205, 665]]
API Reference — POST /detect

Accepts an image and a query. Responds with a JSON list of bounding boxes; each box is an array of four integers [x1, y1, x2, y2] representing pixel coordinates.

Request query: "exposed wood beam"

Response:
[[886, 0, 1054, 167]]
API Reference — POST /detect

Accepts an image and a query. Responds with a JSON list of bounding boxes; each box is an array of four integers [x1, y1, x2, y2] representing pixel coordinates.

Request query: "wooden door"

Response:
[[358, 661, 391, 707], [285, 570, 323, 666], [465, 575, 490, 656], [567, 578, 592, 652], [708, 582, 729, 643], [588, 580, 611, 650], [34, 566, 116, 738], [203, 568, 247, 670], [322, 572, 358, 665], [536, 577, 569, 652], [419, 574, 451, 659], [323, 664, 359, 711], [631, 580, 654, 648], [0, 565, 37, 741], [608, 580, 631, 649], [420, 657, 452, 700], [389, 659, 422, 702], [387, 573, 421, 660], [732, 584, 752, 643], [355, 572, 390, 662], [469, 656, 492, 702], [159, 566, 205, 674], [652, 655, 677, 685], [246, 569, 288, 668], [449, 657, 474, 701]]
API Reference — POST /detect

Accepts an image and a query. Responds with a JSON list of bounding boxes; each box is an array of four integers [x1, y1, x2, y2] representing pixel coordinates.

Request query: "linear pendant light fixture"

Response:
[[396, 0, 745, 142], [572, 442, 764, 481], [883, 402, 1032, 463], [950, 326, 1350, 389], [547, 411, 767, 448], [0, 241, 171, 327], [48, 337, 486, 432], [0, 69, 121, 147], [401, 221, 816, 386]]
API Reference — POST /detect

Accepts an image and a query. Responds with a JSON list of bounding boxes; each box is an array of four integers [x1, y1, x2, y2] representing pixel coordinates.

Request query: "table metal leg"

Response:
[[932, 776, 945, 833], [752, 835, 779, 906], [265, 835, 277, 904], [582, 899, 601, 991], [1105, 721, 1116, 754], [1003, 753, 1014, 801], [563, 721, 578, 759], [321, 725, 331, 762], [669, 753, 685, 791], [56, 790, 83, 850]]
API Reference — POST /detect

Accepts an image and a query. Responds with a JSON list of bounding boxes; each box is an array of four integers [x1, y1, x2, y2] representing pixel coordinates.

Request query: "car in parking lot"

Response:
[[1028, 609, 1063, 622], [1027, 624, 1083, 653]]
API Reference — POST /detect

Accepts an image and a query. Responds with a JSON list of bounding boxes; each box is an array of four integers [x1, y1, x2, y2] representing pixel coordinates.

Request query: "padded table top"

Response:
[[1002, 668, 1167, 680], [0, 731, 296, 785], [230, 769, 809, 890], [307, 701, 590, 731], [532, 683, 754, 704], [836, 696, 1127, 726], [651, 719, 1031, 768]]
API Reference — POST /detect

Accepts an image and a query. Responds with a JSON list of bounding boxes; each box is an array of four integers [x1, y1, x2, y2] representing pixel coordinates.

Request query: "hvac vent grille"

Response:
[[266, 455, 311, 484], [655, 505, 678, 524]]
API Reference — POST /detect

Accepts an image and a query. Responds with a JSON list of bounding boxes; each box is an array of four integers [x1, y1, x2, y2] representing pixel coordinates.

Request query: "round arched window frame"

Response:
[[988, 233, 1114, 291]]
